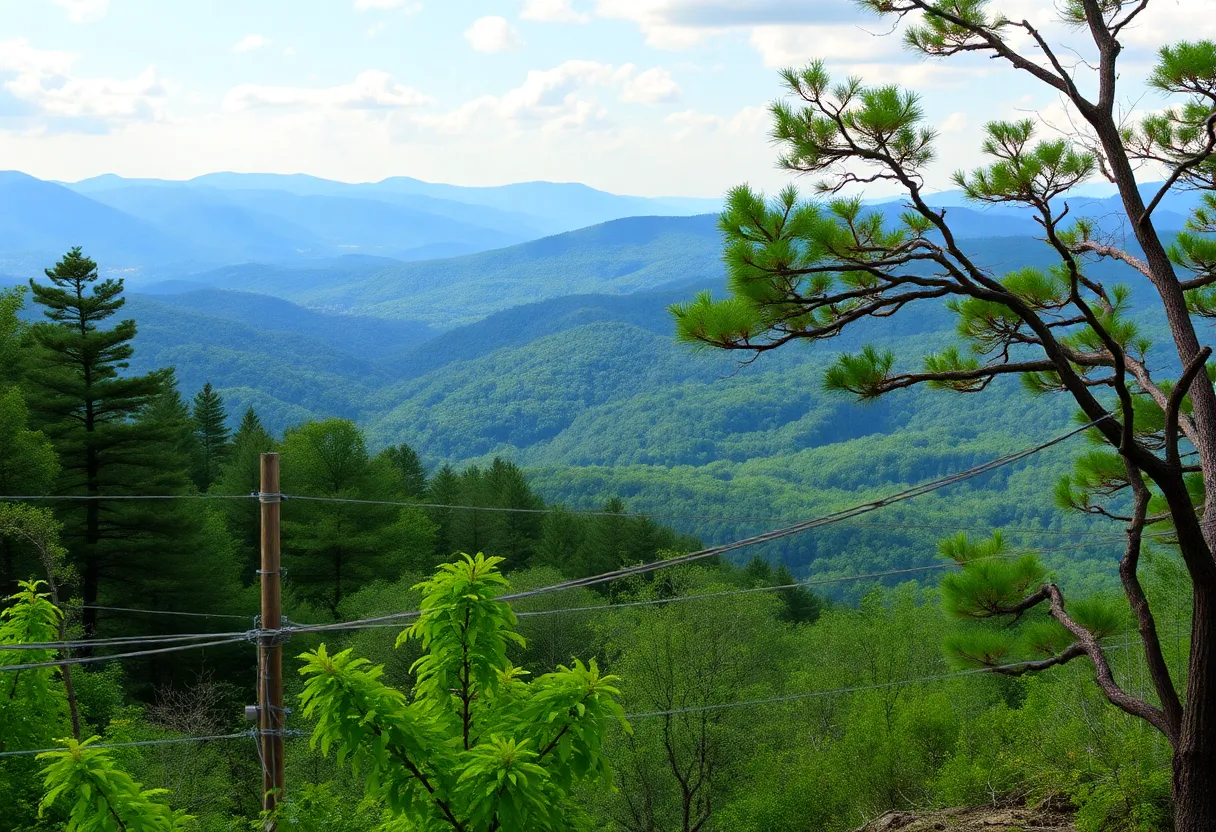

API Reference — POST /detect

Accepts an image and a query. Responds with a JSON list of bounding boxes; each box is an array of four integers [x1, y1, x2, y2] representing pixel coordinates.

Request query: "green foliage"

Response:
[[281, 418, 435, 616], [190, 383, 230, 492], [38, 738, 194, 831], [296, 553, 627, 831]]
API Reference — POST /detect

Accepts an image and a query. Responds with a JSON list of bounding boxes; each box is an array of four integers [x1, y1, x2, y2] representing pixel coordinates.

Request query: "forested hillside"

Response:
[[2, 9, 1214, 827]]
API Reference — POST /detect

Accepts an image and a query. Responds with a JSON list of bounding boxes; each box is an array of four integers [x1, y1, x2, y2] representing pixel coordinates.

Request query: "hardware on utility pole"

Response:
[[258, 452, 285, 826]]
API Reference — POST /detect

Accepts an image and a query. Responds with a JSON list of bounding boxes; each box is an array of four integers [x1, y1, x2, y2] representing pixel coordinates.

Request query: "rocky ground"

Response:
[[855, 801, 1075, 831]]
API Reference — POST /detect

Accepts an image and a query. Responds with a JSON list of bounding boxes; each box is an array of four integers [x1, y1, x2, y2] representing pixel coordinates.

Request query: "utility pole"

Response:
[[258, 453, 285, 827]]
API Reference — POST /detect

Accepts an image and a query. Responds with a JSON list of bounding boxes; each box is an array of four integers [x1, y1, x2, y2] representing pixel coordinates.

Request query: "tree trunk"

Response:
[[1173, 587, 1216, 832]]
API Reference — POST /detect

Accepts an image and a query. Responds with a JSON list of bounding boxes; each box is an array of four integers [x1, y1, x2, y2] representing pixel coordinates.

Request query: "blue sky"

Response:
[[0, 0, 1208, 197]]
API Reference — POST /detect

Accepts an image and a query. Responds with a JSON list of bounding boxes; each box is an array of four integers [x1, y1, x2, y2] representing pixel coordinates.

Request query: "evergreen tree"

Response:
[[22, 248, 170, 637], [671, 28, 1216, 829], [0, 288, 59, 593], [379, 442, 428, 499], [0, 389, 59, 592], [426, 464, 462, 560], [772, 564, 822, 625], [190, 382, 230, 492], [485, 458, 544, 566], [211, 407, 276, 582], [280, 419, 434, 617], [537, 507, 586, 572]]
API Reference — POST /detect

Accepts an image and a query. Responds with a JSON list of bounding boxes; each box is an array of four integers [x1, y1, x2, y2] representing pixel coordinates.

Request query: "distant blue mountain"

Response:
[[0, 171, 185, 272], [868, 181, 1200, 234], [65, 171, 722, 236]]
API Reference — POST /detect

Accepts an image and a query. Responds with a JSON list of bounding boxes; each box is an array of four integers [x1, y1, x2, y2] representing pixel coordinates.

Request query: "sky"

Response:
[[0, 0, 1211, 198]]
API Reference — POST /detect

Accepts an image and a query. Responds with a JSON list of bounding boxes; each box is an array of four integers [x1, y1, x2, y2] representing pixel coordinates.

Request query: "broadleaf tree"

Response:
[[671, 9, 1216, 830], [294, 553, 628, 831]]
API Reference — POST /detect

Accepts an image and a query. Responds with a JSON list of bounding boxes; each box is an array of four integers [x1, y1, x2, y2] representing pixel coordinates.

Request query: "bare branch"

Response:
[[1046, 584, 1172, 735], [1120, 461, 1183, 744], [1166, 345, 1213, 466]]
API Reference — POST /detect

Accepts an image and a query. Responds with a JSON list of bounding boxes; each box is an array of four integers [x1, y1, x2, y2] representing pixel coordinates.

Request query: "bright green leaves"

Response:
[[1129, 41, 1216, 193], [0, 580, 71, 757], [954, 120, 1095, 205], [38, 738, 193, 831], [1055, 450, 1134, 514], [405, 553, 523, 707], [1, 579, 62, 652], [297, 554, 626, 831], [937, 533, 1046, 620], [456, 738, 554, 832]]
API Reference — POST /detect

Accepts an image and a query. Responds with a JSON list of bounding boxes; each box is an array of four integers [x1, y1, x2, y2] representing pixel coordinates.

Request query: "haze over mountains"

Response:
[[0, 170, 722, 276], [4, 168, 1197, 579]]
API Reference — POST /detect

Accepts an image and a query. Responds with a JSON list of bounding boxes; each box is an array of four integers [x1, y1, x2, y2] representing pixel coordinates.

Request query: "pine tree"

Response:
[[190, 382, 230, 492], [280, 419, 433, 617], [772, 564, 822, 625], [485, 458, 544, 566], [22, 248, 170, 637], [211, 407, 276, 582], [0, 288, 59, 593], [379, 442, 428, 499], [426, 465, 462, 560]]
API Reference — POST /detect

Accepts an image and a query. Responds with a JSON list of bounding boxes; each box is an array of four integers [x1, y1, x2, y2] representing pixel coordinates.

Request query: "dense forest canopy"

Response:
[[2, 0, 1215, 829]]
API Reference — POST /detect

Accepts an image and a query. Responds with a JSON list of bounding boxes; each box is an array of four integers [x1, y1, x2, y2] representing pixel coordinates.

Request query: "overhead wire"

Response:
[[0, 729, 305, 760], [286, 419, 1112, 636], [623, 638, 1145, 720], [1, 630, 249, 652], [79, 604, 250, 621], [0, 636, 248, 674]]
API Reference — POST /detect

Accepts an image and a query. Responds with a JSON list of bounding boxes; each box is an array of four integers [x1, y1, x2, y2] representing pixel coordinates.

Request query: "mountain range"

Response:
[[8, 169, 1193, 587], [0, 170, 722, 276]]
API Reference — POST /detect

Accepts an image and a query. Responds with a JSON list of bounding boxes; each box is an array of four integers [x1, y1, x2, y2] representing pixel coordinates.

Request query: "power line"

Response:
[[276, 496, 1116, 537], [496, 419, 1109, 602], [2, 630, 249, 653], [3, 494, 1124, 538], [624, 637, 1144, 720], [0, 636, 247, 674], [79, 604, 250, 622], [0, 729, 305, 760], [288, 420, 1109, 636]]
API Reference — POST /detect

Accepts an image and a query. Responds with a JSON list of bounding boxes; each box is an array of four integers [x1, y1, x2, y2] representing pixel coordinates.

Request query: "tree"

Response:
[[212, 407, 276, 581], [671, 13, 1216, 827], [295, 553, 627, 831], [280, 419, 434, 617], [23, 248, 170, 638], [380, 442, 428, 499], [38, 738, 194, 831], [190, 383, 230, 492]]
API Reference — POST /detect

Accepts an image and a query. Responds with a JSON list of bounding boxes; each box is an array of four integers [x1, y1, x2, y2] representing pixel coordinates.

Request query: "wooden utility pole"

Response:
[[258, 453, 285, 826]]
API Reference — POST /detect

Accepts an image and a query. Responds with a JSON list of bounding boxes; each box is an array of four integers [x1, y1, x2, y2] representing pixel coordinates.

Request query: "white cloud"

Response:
[[223, 70, 432, 112], [521, 0, 590, 23], [367, 22, 386, 37], [418, 60, 680, 135], [940, 111, 968, 134], [51, 0, 109, 23], [464, 17, 523, 53], [354, 0, 421, 11], [0, 39, 166, 131], [232, 35, 271, 53], [665, 105, 767, 137], [748, 24, 903, 68], [621, 66, 681, 104]]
